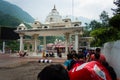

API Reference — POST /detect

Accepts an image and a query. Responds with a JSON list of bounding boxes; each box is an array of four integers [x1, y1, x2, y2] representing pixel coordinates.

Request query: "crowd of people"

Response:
[[37, 48, 117, 80]]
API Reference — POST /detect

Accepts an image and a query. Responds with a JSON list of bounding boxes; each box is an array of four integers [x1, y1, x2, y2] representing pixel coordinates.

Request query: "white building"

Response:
[[15, 5, 91, 55]]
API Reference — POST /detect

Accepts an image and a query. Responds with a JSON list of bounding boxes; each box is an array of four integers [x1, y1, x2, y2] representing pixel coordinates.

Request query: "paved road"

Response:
[[0, 54, 120, 80], [0, 53, 66, 68], [0, 53, 67, 80]]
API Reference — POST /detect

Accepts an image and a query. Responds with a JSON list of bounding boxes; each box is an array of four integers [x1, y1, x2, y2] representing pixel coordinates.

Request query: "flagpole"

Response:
[[72, 0, 74, 21]]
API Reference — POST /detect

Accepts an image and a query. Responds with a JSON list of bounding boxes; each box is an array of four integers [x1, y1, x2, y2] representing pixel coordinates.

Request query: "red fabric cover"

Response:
[[72, 60, 85, 68], [69, 61, 112, 80]]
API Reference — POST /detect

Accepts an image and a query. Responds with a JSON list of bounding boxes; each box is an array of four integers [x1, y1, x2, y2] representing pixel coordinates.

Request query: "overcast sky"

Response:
[[5, 0, 115, 22]]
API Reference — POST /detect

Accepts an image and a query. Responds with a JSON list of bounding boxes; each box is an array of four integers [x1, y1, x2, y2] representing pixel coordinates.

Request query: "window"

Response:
[[64, 20, 68, 22], [44, 26, 48, 28], [74, 24, 79, 27], [19, 28, 21, 30]]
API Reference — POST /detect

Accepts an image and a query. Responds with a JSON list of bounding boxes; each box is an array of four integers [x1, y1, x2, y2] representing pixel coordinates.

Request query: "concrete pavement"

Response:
[[0, 53, 67, 68]]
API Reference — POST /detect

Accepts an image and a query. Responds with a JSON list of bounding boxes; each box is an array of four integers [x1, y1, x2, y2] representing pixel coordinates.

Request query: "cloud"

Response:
[[5, 0, 115, 21], [72, 0, 115, 19]]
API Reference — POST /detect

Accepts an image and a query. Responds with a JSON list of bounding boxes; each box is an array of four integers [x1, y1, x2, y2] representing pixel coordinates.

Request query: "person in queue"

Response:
[[69, 48, 117, 80], [63, 53, 76, 71], [90, 48, 106, 63], [72, 53, 86, 68]]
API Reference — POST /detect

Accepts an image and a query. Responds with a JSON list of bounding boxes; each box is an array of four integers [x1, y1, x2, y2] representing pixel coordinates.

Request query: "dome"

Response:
[[32, 19, 42, 29], [17, 23, 27, 30], [45, 5, 62, 23], [19, 23, 26, 27]]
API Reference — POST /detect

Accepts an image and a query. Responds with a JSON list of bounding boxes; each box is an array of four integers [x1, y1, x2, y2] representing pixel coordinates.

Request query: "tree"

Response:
[[109, 14, 120, 29], [85, 11, 109, 31], [83, 23, 91, 37], [85, 10, 118, 46], [90, 28, 107, 46], [110, 0, 120, 30], [99, 11, 109, 27], [109, 0, 120, 40], [89, 20, 102, 30], [112, 0, 120, 14], [90, 27, 119, 46]]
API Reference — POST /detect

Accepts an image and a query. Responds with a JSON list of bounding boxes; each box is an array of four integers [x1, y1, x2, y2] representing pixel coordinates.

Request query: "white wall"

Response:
[[103, 40, 120, 78]]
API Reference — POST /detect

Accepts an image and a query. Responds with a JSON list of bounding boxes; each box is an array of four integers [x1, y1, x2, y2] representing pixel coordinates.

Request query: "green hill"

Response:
[[0, 11, 22, 28], [0, 0, 35, 40], [0, 0, 34, 25]]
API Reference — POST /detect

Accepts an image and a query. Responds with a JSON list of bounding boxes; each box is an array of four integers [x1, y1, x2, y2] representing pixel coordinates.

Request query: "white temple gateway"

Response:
[[15, 5, 91, 55]]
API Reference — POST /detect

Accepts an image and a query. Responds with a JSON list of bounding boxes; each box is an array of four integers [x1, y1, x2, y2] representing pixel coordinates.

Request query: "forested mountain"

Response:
[[0, 0, 35, 40], [0, 0, 34, 26], [0, 11, 22, 28]]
